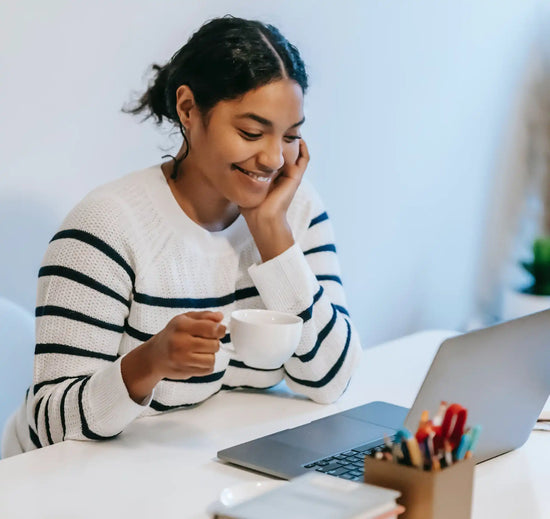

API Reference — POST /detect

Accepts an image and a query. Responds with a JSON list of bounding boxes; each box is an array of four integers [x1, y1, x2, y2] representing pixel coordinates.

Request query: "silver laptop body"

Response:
[[217, 309, 550, 479]]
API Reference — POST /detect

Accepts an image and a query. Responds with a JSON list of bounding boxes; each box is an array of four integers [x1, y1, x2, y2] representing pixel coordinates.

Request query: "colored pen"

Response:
[[455, 431, 471, 461], [443, 438, 453, 467], [427, 431, 440, 471], [418, 410, 430, 430], [433, 401, 448, 427], [465, 425, 482, 459], [406, 436, 423, 469]]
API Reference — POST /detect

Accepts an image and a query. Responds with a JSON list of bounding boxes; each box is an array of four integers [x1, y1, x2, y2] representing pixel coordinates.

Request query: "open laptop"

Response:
[[217, 308, 550, 480]]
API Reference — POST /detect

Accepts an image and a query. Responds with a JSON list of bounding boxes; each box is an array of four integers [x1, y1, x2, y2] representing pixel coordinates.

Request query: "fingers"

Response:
[[170, 313, 226, 339], [184, 310, 224, 322], [281, 139, 309, 182]]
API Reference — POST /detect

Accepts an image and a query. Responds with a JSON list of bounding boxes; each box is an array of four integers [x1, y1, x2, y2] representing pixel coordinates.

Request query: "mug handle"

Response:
[[220, 342, 235, 354], [219, 317, 234, 353]]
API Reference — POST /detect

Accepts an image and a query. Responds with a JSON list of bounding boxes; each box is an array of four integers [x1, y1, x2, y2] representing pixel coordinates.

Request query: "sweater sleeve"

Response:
[[29, 191, 149, 449], [247, 184, 362, 404]]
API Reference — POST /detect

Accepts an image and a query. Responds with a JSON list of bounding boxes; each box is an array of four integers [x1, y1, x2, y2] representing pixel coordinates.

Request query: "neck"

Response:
[[161, 150, 240, 232]]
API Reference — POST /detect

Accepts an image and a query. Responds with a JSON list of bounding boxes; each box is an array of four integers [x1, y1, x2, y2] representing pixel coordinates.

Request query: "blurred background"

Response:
[[2, 0, 550, 348]]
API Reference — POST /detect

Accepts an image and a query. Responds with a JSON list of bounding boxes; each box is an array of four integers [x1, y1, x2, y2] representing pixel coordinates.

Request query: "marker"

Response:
[[465, 425, 482, 459], [418, 410, 430, 430], [443, 438, 453, 467], [406, 437, 423, 469], [433, 401, 448, 427], [455, 431, 471, 461], [426, 431, 440, 471]]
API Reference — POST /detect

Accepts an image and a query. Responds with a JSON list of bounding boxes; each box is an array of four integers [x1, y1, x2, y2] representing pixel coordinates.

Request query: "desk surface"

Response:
[[1, 330, 548, 519]]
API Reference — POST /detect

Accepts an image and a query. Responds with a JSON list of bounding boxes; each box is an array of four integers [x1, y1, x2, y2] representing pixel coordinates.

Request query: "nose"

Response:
[[257, 138, 284, 173]]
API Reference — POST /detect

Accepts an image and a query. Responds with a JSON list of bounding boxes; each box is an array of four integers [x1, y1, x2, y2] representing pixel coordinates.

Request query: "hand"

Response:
[[150, 311, 226, 380], [241, 139, 310, 261], [121, 311, 226, 402]]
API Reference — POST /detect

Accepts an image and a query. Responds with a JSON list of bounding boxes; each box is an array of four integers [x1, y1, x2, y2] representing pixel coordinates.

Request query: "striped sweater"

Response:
[[10, 165, 361, 453]]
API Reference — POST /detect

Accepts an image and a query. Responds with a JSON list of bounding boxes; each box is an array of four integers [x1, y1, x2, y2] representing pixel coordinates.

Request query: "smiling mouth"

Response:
[[232, 164, 273, 183]]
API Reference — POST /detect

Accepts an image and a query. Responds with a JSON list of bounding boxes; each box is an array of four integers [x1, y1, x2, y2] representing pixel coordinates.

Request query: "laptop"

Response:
[[217, 308, 550, 480]]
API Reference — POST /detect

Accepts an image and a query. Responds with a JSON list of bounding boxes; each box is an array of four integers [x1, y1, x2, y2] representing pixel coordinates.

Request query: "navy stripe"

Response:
[[309, 211, 329, 228], [35, 343, 119, 362], [221, 383, 280, 391], [298, 286, 324, 323], [29, 426, 41, 449], [36, 305, 124, 334], [44, 394, 53, 446], [294, 305, 338, 362], [333, 304, 350, 316], [164, 370, 225, 384], [228, 359, 283, 372], [133, 286, 259, 309], [124, 321, 153, 342], [34, 375, 76, 395], [221, 333, 231, 344], [61, 377, 87, 440], [39, 265, 130, 308], [149, 400, 197, 412], [316, 274, 343, 285], [78, 377, 120, 440], [51, 229, 135, 283], [304, 244, 336, 255], [34, 396, 44, 432], [285, 318, 351, 388], [149, 387, 223, 412]]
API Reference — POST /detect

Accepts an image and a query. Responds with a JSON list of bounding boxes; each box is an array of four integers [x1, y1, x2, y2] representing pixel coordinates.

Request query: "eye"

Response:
[[239, 130, 262, 140], [284, 135, 301, 143]]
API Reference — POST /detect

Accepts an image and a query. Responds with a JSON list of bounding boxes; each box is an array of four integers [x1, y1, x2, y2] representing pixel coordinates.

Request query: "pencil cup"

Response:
[[364, 456, 474, 519]]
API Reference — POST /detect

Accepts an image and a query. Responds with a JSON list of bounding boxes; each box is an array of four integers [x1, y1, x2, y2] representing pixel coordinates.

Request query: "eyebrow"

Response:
[[236, 113, 305, 129]]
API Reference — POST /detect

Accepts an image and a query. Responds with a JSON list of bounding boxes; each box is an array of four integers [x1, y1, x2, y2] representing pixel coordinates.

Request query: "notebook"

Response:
[[217, 309, 550, 479]]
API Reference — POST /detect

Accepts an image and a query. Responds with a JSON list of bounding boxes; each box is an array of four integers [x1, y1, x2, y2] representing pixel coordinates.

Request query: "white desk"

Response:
[[1, 331, 548, 518]]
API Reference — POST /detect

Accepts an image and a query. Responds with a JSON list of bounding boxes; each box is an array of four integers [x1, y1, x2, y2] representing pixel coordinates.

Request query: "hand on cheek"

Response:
[[241, 140, 309, 261]]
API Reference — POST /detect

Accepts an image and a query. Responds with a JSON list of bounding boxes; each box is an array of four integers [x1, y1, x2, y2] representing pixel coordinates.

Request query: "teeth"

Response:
[[246, 171, 271, 182], [237, 166, 271, 183]]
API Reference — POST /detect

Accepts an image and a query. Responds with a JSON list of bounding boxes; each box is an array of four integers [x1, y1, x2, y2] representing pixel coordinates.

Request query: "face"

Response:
[[183, 79, 305, 209]]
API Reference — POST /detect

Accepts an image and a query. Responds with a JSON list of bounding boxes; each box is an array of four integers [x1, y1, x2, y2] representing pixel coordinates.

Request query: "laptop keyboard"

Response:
[[302, 439, 389, 481]]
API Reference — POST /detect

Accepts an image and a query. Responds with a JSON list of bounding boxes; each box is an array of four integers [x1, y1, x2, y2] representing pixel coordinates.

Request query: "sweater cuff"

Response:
[[248, 243, 318, 314], [87, 356, 152, 436]]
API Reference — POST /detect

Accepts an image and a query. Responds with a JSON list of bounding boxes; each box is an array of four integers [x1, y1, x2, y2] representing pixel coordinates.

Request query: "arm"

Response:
[[241, 140, 361, 404], [31, 193, 225, 447], [248, 197, 361, 404], [31, 194, 144, 447]]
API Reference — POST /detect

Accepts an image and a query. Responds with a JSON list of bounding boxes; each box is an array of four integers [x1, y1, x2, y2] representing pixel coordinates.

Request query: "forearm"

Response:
[[246, 217, 295, 262], [121, 338, 163, 403]]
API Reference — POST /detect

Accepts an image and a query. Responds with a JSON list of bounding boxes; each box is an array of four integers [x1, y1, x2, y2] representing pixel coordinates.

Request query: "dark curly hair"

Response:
[[124, 16, 308, 178]]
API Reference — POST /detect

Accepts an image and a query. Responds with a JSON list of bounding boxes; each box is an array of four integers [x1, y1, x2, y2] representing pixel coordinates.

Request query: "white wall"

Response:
[[0, 0, 544, 347]]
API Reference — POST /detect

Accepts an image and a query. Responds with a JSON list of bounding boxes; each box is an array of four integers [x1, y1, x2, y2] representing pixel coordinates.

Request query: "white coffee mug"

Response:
[[221, 309, 303, 369]]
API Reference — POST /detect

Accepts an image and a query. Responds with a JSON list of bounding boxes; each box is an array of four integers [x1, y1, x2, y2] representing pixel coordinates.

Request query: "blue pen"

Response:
[[455, 431, 471, 461], [393, 429, 412, 465], [465, 425, 482, 459]]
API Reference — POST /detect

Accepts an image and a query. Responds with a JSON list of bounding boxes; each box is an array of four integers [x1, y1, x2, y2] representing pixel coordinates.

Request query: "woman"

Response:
[[2, 16, 361, 457]]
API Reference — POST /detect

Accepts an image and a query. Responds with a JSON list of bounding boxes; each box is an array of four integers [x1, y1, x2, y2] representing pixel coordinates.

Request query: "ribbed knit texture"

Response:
[[9, 165, 361, 454]]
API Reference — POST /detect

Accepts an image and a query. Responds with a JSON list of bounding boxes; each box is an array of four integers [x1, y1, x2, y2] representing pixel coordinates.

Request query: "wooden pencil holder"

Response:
[[363, 456, 474, 519]]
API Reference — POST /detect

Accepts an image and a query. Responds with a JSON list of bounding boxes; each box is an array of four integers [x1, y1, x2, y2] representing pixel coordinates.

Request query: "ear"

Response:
[[175, 85, 197, 129]]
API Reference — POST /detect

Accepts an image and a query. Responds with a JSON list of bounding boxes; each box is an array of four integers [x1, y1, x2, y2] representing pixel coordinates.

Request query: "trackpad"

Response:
[[275, 415, 396, 456]]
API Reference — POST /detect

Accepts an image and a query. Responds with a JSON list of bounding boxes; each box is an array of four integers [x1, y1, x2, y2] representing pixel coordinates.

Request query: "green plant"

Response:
[[522, 237, 550, 295]]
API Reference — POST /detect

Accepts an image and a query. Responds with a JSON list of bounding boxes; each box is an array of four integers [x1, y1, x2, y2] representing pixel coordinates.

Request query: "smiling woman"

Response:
[[1, 15, 362, 458]]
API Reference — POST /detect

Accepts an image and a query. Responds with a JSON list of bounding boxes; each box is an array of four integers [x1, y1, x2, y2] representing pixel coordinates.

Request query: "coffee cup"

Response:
[[221, 309, 303, 369]]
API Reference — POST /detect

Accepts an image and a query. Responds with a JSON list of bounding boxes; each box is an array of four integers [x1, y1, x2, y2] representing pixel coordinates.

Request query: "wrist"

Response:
[[252, 220, 294, 262], [121, 338, 164, 403]]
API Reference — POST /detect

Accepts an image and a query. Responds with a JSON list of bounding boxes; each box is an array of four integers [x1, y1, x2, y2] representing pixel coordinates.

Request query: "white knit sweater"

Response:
[[8, 165, 361, 454]]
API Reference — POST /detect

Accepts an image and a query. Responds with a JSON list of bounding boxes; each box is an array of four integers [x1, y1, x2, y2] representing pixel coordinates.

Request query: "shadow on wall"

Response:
[[0, 194, 60, 314]]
